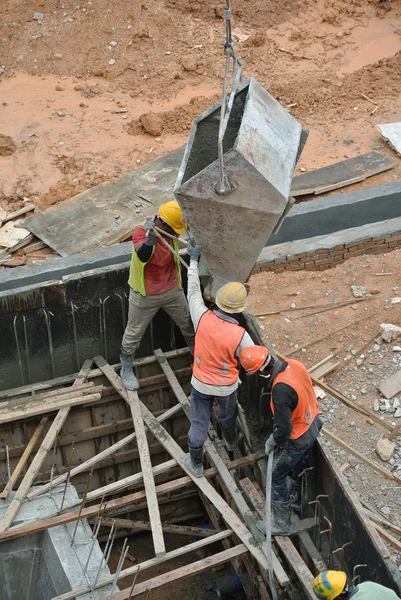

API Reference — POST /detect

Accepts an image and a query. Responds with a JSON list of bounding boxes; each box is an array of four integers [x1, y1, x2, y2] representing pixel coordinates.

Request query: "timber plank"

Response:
[[93, 355, 269, 572], [52, 530, 234, 600], [290, 152, 395, 197], [127, 389, 165, 556], [97, 517, 220, 538]]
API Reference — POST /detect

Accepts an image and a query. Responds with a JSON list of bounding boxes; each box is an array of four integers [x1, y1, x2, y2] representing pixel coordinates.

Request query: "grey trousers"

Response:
[[188, 387, 238, 447], [121, 286, 195, 354]]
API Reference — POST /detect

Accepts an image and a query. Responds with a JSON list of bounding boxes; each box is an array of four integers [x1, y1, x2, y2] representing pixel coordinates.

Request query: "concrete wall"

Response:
[[253, 217, 401, 274]]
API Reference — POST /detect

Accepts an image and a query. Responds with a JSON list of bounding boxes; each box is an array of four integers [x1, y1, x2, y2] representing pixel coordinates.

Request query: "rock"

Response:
[[395, 408, 401, 418], [290, 302, 296, 309], [109, 58, 116, 65], [55, 84, 64, 91], [381, 323, 401, 343], [391, 297, 401, 304], [243, 31, 266, 47], [0, 134, 17, 156], [343, 137, 353, 145], [376, 435, 396, 462], [373, 399, 380, 412], [140, 112, 164, 136], [380, 370, 401, 399], [351, 285, 366, 298], [361, 388, 367, 394], [381, 506, 392, 517], [181, 57, 198, 71], [394, 398, 400, 409], [393, 346, 401, 352], [373, 344, 380, 352], [54, 53, 63, 60]]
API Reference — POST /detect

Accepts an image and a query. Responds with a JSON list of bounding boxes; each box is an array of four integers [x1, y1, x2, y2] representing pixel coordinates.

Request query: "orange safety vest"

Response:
[[271, 359, 320, 440], [193, 311, 245, 387]]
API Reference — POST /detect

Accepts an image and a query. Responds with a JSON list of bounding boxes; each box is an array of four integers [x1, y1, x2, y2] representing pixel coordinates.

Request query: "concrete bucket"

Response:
[[174, 77, 308, 297]]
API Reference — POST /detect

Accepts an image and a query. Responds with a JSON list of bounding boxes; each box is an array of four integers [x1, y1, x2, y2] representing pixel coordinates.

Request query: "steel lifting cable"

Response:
[[217, 0, 243, 194]]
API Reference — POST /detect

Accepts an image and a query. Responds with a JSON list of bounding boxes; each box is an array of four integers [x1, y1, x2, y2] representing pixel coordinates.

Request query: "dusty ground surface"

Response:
[[248, 248, 401, 562], [1, 0, 401, 214]]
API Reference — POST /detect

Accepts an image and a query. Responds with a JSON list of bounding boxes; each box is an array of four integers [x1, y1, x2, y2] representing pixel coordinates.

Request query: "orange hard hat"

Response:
[[239, 346, 270, 374]]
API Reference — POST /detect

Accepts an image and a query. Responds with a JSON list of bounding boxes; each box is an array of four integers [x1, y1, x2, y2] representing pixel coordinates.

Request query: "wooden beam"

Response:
[[0, 416, 48, 500], [240, 477, 316, 600], [97, 517, 220, 538], [322, 428, 401, 486], [127, 389, 165, 556], [0, 360, 94, 532], [372, 523, 401, 552], [111, 544, 248, 600], [27, 402, 182, 500], [94, 355, 269, 573], [52, 529, 234, 600], [0, 392, 102, 425]]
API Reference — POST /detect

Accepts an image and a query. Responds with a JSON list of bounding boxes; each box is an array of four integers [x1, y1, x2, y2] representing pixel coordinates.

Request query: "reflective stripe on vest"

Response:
[[271, 359, 320, 440], [128, 237, 182, 296], [193, 311, 245, 387]]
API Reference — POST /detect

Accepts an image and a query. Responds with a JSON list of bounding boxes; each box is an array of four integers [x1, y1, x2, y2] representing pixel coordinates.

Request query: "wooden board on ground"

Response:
[[24, 146, 185, 256], [290, 152, 396, 197]]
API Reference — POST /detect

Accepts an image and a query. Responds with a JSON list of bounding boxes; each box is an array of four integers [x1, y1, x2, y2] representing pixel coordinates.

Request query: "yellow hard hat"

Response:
[[313, 571, 347, 600], [158, 200, 187, 235], [216, 282, 248, 314]]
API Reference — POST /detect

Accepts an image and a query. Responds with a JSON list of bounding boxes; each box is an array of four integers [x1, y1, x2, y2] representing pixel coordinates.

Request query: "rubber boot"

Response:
[[120, 350, 139, 391], [256, 499, 292, 537], [221, 422, 238, 451], [184, 443, 204, 478], [288, 476, 302, 512]]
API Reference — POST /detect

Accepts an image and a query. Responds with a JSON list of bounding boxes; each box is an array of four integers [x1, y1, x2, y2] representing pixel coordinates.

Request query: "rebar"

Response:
[[48, 439, 58, 497], [332, 541, 352, 571], [352, 564, 367, 585], [70, 465, 95, 545], [108, 539, 129, 599], [91, 519, 117, 590], [59, 444, 75, 513], [83, 516, 103, 574], [5, 445, 11, 496], [127, 566, 141, 600], [298, 467, 314, 520], [319, 516, 333, 568], [309, 494, 328, 548]]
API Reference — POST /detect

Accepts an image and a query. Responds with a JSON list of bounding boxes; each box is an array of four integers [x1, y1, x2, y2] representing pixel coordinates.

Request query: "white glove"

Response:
[[265, 434, 277, 455]]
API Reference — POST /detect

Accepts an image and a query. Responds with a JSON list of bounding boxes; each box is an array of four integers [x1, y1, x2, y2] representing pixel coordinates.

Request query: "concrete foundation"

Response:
[[0, 485, 113, 600]]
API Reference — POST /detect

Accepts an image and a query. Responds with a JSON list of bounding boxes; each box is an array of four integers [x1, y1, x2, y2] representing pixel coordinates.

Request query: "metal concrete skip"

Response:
[[174, 77, 307, 299]]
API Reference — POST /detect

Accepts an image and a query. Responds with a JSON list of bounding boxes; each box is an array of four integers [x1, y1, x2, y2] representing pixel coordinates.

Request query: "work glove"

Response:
[[187, 243, 201, 261], [143, 219, 156, 246], [265, 433, 277, 456]]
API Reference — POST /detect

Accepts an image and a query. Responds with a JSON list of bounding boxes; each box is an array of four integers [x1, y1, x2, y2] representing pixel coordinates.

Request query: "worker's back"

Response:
[[352, 581, 400, 599]]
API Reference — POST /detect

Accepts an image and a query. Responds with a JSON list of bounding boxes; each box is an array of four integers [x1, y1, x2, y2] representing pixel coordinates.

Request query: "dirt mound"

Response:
[[127, 94, 221, 137], [0, 134, 17, 156]]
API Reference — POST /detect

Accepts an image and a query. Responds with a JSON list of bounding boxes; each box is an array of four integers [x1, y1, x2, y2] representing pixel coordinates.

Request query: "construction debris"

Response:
[[376, 434, 396, 462], [381, 323, 401, 343], [376, 122, 401, 156], [380, 369, 401, 400]]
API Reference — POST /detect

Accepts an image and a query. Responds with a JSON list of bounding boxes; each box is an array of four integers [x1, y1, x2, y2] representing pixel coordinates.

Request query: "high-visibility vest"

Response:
[[128, 236, 182, 296], [271, 359, 320, 440], [193, 311, 245, 387]]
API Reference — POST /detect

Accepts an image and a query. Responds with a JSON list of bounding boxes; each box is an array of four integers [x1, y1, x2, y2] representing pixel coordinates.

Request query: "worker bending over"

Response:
[[120, 201, 195, 390], [313, 570, 400, 599], [240, 346, 322, 536], [184, 245, 255, 478]]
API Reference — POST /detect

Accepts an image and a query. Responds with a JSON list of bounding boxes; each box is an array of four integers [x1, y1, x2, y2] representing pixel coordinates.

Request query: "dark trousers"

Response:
[[272, 439, 315, 503], [188, 387, 238, 447]]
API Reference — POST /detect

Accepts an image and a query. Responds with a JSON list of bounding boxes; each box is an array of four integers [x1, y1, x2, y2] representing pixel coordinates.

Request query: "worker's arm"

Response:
[[133, 222, 155, 263], [236, 331, 255, 357], [187, 260, 208, 330], [271, 383, 298, 447]]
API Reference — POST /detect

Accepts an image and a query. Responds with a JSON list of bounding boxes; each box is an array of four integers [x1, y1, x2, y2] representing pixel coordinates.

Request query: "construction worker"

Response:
[[183, 244, 255, 478], [120, 200, 195, 390], [313, 570, 400, 599], [239, 346, 323, 535]]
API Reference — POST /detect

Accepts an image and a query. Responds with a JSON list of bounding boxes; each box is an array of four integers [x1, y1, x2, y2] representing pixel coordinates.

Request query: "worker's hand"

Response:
[[265, 434, 277, 455], [187, 243, 201, 261], [144, 219, 156, 246]]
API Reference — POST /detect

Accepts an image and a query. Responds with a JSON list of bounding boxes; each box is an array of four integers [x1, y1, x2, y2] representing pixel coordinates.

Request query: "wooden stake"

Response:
[[0, 416, 48, 500]]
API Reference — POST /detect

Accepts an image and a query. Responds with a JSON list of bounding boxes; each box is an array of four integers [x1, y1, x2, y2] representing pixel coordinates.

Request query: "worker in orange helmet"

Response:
[[120, 201, 195, 391], [239, 345, 323, 536]]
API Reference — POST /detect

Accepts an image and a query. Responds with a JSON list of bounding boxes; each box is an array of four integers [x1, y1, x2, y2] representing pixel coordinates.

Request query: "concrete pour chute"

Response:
[[0, 485, 113, 600], [175, 77, 306, 296]]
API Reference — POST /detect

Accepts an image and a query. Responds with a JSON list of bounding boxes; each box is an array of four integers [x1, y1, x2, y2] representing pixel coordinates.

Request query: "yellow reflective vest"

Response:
[[128, 238, 182, 296]]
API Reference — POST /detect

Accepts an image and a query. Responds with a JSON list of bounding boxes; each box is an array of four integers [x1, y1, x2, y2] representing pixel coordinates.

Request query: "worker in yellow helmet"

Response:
[[183, 243, 255, 478], [313, 570, 400, 599], [120, 200, 195, 390]]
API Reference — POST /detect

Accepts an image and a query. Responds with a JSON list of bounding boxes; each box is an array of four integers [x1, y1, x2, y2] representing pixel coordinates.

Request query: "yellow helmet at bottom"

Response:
[[216, 282, 248, 314], [158, 200, 187, 235], [313, 571, 347, 600]]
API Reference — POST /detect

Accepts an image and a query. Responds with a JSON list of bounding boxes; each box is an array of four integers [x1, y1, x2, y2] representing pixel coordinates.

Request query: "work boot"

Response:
[[184, 443, 204, 478], [221, 422, 238, 452], [120, 350, 139, 391], [288, 476, 302, 512], [256, 499, 292, 537]]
